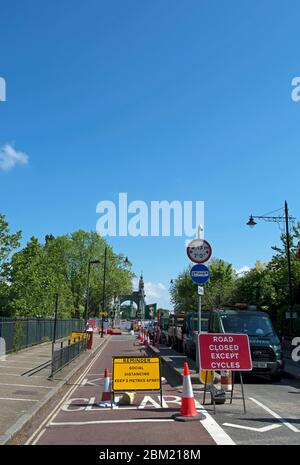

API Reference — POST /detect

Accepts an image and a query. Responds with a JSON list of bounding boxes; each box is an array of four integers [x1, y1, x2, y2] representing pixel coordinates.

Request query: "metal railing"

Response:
[[50, 337, 87, 378], [0, 317, 84, 353]]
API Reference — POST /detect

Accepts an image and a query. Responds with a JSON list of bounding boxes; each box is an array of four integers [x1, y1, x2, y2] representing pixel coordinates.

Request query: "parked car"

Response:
[[208, 308, 284, 381], [182, 312, 209, 358]]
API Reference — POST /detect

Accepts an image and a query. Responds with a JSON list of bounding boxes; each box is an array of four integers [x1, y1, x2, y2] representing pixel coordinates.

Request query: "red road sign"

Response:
[[186, 239, 212, 264], [199, 333, 252, 371]]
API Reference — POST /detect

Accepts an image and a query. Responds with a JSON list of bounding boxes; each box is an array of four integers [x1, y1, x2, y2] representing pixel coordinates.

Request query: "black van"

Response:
[[208, 309, 284, 381]]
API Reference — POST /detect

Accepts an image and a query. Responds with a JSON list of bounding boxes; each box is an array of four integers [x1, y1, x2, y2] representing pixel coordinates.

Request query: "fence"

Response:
[[0, 317, 84, 354], [50, 337, 87, 378]]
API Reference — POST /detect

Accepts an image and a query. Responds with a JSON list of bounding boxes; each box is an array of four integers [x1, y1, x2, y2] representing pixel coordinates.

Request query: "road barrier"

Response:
[[0, 317, 84, 353], [50, 337, 87, 378]]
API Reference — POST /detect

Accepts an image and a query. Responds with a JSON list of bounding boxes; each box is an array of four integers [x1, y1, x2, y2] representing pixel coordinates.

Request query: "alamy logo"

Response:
[[0, 77, 6, 102], [291, 337, 300, 362], [96, 193, 204, 238], [291, 77, 300, 102]]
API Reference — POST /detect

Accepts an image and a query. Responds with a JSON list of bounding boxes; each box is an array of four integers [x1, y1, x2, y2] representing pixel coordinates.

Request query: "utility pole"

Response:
[[101, 246, 107, 338]]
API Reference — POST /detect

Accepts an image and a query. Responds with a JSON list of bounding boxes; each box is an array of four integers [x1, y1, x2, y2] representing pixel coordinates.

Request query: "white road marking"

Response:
[[249, 397, 300, 433], [223, 423, 282, 433], [49, 419, 174, 426], [0, 365, 39, 369], [196, 405, 236, 445], [0, 382, 52, 389], [31, 429, 47, 445], [0, 397, 39, 402], [81, 377, 102, 386]]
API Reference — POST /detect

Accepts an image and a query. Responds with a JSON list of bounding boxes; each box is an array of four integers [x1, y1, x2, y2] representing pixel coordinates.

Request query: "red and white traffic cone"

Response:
[[173, 362, 204, 421], [144, 333, 150, 348], [98, 368, 111, 406], [221, 370, 232, 392]]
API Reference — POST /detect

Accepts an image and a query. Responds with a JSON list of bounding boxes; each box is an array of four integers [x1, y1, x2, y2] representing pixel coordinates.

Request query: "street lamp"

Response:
[[85, 259, 100, 322], [247, 200, 296, 331], [100, 246, 129, 338]]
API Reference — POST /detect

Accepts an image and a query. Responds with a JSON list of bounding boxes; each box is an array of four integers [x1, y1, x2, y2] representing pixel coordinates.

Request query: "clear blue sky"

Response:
[[1, 1, 300, 308]]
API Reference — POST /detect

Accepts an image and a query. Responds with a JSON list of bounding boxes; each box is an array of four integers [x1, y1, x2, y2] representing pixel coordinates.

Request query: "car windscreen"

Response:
[[220, 313, 275, 337]]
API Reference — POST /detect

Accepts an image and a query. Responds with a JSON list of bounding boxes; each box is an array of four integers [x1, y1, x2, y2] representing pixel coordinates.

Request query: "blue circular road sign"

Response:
[[190, 264, 210, 284]]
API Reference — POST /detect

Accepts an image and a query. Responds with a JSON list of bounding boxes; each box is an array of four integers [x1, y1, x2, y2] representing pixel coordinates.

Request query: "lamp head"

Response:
[[247, 215, 257, 228]]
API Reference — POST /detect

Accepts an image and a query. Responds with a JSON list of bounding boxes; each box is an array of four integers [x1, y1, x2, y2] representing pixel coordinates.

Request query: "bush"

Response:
[[13, 320, 24, 352]]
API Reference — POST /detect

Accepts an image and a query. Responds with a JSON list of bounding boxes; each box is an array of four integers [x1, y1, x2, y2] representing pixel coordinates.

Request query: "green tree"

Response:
[[8, 230, 134, 319], [170, 258, 236, 313], [0, 214, 21, 314]]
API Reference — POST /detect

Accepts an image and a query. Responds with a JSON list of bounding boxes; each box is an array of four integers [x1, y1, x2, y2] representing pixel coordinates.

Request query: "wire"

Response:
[[259, 206, 284, 217]]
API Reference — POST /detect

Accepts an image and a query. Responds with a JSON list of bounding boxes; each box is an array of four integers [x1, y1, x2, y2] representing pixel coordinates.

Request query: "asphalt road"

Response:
[[22, 334, 300, 446], [203, 373, 300, 445]]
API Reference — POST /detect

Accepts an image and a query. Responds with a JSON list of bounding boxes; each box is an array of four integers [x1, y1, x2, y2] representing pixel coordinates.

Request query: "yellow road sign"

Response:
[[112, 356, 161, 392], [199, 369, 214, 384]]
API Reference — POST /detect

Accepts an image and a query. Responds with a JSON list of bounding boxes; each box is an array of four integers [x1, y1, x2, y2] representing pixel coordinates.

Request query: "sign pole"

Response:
[[196, 293, 201, 371]]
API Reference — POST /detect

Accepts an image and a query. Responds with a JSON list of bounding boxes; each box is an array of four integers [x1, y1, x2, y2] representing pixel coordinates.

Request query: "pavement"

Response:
[[0, 333, 107, 445]]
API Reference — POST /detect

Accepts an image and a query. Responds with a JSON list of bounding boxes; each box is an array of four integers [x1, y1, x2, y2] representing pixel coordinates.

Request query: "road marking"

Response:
[[57, 394, 235, 445], [0, 365, 39, 369], [81, 377, 102, 386], [26, 338, 111, 445], [0, 397, 39, 402], [49, 419, 174, 426], [223, 423, 282, 433], [249, 397, 300, 433], [0, 382, 52, 389], [196, 407, 235, 445]]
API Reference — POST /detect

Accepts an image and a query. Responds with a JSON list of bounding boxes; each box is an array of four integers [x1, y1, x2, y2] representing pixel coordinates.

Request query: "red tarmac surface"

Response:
[[31, 335, 216, 445]]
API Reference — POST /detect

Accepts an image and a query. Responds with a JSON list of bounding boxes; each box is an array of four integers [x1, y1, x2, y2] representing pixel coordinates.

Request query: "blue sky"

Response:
[[1, 1, 300, 308]]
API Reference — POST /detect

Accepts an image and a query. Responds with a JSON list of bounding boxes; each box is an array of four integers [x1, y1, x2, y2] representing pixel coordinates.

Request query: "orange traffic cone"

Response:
[[101, 368, 111, 401], [173, 362, 204, 421]]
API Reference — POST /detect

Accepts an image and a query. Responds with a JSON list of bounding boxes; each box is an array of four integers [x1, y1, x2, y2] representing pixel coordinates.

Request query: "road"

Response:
[[16, 334, 300, 446], [24, 334, 228, 445]]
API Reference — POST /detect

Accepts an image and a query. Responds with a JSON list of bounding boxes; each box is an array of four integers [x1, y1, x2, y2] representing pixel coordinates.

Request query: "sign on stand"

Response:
[[112, 356, 163, 406], [198, 333, 252, 413], [198, 333, 252, 371]]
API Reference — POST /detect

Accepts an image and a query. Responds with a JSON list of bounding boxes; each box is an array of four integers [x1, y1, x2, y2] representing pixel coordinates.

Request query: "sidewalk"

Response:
[[0, 333, 107, 445]]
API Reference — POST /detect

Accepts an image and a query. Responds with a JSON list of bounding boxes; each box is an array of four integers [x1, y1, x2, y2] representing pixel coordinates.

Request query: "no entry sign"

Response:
[[198, 333, 252, 371]]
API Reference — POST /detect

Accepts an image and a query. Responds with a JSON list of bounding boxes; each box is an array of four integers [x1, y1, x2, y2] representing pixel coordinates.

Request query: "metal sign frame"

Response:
[[202, 370, 247, 414], [112, 356, 163, 407]]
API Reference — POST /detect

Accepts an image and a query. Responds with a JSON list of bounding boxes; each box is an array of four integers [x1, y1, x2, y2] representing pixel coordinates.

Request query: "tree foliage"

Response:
[[0, 215, 134, 318], [170, 259, 236, 313]]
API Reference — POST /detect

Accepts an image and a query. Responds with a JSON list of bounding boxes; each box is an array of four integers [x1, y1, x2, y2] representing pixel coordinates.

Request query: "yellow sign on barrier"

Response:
[[69, 332, 88, 345], [112, 356, 161, 392]]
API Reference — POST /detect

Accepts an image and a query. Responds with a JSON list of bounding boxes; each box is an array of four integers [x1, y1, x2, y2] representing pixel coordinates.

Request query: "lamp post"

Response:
[[100, 247, 129, 338], [85, 259, 100, 323], [247, 200, 296, 332]]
